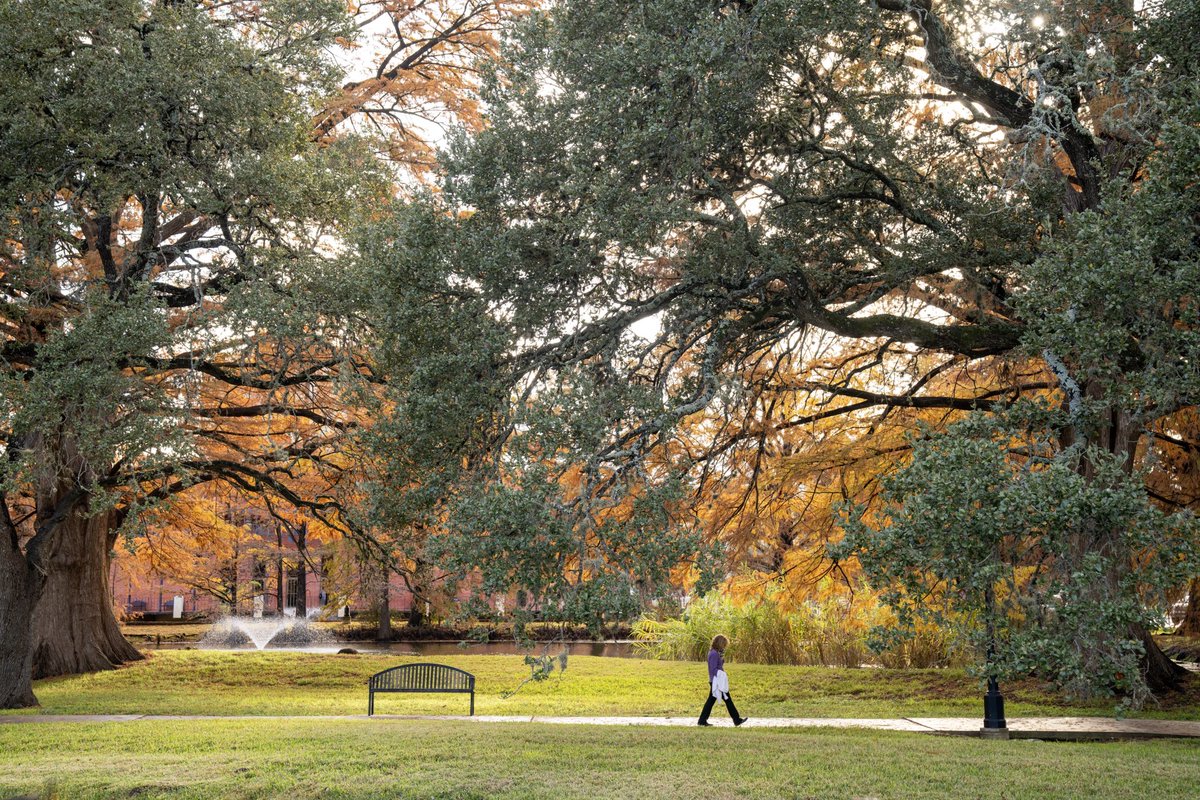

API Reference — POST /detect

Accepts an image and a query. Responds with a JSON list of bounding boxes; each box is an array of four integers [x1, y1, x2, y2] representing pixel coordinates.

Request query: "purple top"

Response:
[[707, 648, 724, 681]]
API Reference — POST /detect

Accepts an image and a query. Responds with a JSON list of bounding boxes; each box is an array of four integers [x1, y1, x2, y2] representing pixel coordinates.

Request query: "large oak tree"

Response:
[[0, 0, 386, 707], [0, 0, 533, 707], [372, 0, 1199, 690]]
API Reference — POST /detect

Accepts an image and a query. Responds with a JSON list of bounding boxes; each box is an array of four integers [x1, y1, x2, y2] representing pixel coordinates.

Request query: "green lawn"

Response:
[[1, 718, 1198, 800], [5, 652, 1200, 800], [6, 650, 1200, 719]]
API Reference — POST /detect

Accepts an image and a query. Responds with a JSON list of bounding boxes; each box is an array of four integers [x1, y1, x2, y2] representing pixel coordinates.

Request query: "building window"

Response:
[[286, 572, 300, 609]]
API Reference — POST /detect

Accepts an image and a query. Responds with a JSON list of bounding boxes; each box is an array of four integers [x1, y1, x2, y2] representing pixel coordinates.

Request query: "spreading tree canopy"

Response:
[[366, 0, 1200, 691], [0, 0, 534, 708], [0, 0, 387, 707]]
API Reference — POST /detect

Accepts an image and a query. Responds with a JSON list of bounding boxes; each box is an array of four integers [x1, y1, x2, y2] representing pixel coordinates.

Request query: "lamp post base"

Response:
[[979, 726, 1010, 740], [983, 675, 1007, 731]]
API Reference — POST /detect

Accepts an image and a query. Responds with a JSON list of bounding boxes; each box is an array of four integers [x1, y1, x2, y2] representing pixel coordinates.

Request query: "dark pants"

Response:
[[698, 690, 741, 724]]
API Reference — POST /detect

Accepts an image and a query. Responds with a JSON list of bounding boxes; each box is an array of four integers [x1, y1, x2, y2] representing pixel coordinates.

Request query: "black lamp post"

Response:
[[983, 672, 1007, 733], [981, 585, 1009, 739]]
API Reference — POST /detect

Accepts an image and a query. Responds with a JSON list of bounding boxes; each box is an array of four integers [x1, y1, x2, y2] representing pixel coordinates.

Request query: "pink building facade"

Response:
[[108, 514, 430, 619], [110, 553, 427, 619]]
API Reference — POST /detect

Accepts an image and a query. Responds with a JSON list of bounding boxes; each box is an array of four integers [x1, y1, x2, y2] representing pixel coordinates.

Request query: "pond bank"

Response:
[[146, 639, 641, 658]]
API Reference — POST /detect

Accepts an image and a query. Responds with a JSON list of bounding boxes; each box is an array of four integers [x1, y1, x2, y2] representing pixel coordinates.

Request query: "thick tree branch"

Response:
[[25, 487, 86, 577], [134, 355, 349, 390], [791, 290, 1022, 357], [791, 380, 1057, 410], [875, 0, 1033, 128], [191, 404, 355, 430]]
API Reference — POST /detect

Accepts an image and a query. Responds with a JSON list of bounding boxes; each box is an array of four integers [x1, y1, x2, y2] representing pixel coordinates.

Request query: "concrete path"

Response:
[[2, 714, 1198, 740]]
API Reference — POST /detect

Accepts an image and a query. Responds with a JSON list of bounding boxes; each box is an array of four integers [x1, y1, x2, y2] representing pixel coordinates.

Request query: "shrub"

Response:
[[633, 585, 969, 668], [792, 600, 871, 668]]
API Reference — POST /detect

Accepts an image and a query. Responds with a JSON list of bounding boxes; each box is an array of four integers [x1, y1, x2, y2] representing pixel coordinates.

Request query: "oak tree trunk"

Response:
[[1176, 577, 1200, 637], [30, 509, 142, 679], [1078, 400, 1188, 692], [0, 535, 40, 708], [1140, 626, 1190, 692]]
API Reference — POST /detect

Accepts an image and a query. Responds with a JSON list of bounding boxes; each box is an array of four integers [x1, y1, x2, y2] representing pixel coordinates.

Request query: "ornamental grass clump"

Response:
[[791, 599, 871, 668], [632, 594, 737, 662], [633, 585, 967, 668]]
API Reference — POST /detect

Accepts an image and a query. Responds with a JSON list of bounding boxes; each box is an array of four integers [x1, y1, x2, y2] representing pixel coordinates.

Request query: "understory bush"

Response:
[[633, 587, 969, 668]]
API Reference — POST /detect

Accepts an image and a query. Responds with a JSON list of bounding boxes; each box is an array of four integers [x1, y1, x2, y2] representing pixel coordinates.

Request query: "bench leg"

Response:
[[369, 691, 374, 717], [470, 691, 474, 716]]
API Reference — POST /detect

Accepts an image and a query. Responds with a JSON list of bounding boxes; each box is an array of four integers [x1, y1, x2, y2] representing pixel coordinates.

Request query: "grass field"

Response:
[[5, 651, 1200, 799], [6, 650, 1200, 719], [2, 718, 1199, 800]]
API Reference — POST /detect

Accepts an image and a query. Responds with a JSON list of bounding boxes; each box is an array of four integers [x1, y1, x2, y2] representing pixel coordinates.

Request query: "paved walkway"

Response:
[[2, 714, 1198, 740]]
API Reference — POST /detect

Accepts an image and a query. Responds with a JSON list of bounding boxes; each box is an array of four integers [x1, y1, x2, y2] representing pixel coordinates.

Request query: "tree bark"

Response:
[[1140, 626, 1190, 692], [1177, 578, 1200, 637], [226, 553, 239, 614], [403, 555, 431, 628], [30, 509, 142, 679], [1086, 403, 1188, 692], [1111, 412, 1187, 692], [0, 533, 40, 708], [293, 523, 308, 618], [276, 525, 285, 615], [376, 564, 392, 642]]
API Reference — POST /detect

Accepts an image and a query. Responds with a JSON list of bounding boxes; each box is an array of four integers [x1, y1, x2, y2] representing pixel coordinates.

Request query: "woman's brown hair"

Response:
[[711, 634, 728, 652]]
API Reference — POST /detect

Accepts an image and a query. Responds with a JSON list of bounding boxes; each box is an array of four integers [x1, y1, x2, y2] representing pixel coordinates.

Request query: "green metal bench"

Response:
[[368, 663, 476, 716]]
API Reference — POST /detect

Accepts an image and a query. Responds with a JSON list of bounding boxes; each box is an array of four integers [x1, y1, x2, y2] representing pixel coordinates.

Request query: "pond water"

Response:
[[151, 639, 643, 658]]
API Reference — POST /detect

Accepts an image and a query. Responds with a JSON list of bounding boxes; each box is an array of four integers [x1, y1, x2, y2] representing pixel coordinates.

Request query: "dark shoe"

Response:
[[697, 721, 712, 727], [734, 717, 749, 726]]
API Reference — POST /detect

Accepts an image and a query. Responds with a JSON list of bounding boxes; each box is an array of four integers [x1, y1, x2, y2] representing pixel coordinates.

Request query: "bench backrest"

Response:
[[369, 663, 475, 693]]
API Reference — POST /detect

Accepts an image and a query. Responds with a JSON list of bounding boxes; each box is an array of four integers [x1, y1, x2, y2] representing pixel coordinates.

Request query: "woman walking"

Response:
[[697, 634, 748, 727]]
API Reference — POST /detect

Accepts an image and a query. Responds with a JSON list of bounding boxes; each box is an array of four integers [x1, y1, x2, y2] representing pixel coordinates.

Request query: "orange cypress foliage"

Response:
[[677, 332, 1057, 605], [125, 333, 375, 604], [133, 483, 262, 607], [314, 0, 534, 179]]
